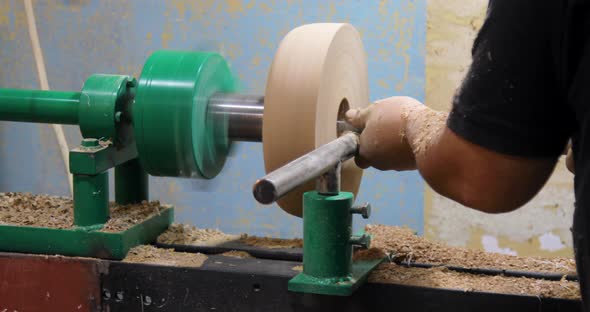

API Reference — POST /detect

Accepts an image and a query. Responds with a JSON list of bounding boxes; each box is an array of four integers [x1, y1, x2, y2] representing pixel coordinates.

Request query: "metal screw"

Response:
[[143, 295, 152, 306], [350, 203, 371, 219], [102, 289, 111, 300], [349, 234, 371, 249], [115, 291, 124, 302], [252, 284, 261, 292]]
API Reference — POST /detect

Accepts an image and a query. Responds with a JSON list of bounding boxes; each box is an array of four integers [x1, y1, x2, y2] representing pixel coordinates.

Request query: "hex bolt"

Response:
[[115, 291, 124, 302], [350, 202, 371, 219], [102, 289, 111, 300], [349, 234, 371, 249], [143, 295, 152, 306]]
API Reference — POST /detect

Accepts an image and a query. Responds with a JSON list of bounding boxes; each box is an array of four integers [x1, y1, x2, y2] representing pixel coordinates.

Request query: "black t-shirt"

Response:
[[448, 0, 589, 307]]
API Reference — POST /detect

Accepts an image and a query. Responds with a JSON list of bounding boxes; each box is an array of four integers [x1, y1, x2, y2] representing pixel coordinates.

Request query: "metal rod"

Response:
[[253, 132, 359, 204], [316, 162, 341, 195], [208, 93, 263, 142], [207, 93, 359, 143], [0, 89, 80, 124], [337, 120, 361, 135]]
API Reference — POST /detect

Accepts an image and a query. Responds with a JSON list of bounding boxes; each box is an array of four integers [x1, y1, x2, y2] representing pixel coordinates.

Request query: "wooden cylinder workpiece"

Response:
[[263, 23, 368, 217]]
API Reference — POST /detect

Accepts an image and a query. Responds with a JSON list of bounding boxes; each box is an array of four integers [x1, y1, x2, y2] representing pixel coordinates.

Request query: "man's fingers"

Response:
[[345, 105, 372, 130]]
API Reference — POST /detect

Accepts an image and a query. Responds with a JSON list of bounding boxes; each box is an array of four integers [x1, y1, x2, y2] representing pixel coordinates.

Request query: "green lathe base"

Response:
[[0, 207, 173, 260], [288, 258, 384, 296]]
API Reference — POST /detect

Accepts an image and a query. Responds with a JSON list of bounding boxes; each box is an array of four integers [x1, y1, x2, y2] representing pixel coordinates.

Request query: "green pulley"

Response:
[[133, 51, 237, 178]]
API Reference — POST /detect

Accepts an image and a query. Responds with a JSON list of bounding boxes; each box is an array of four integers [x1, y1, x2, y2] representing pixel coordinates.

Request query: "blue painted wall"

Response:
[[0, 0, 426, 238]]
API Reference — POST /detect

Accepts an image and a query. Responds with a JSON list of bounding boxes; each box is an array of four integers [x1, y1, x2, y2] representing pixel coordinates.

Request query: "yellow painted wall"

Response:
[[424, 0, 575, 257]]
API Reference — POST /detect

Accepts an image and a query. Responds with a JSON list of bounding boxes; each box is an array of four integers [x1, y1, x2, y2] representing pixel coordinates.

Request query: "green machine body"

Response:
[[0, 50, 239, 259]]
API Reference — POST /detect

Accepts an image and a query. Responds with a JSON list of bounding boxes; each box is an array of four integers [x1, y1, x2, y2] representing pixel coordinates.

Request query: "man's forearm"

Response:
[[346, 97, 556, 213], [400, 106, 556, 213]]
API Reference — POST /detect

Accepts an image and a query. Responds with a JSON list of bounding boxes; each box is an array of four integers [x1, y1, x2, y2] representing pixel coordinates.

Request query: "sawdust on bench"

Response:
[[102, 201, 166, 232], [353, 247, 388, 261], [157, 223, 240, 246], [369, 263, 580, 300], [0, 192, 72, 228], [0, 192, 163, 232], [220, 250, 253, 258], [240, 235, 303, 249], [366, 224, 576, 275], [123, 245, 207, 267]]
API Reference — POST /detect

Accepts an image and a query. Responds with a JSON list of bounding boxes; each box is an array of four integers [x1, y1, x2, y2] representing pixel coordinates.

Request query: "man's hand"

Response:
[[346, 95, 557, 214], [345, 96, 425, 171]]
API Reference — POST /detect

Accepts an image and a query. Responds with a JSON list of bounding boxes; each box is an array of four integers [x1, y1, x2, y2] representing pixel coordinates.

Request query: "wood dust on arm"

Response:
[[402, 105, 448, 158]]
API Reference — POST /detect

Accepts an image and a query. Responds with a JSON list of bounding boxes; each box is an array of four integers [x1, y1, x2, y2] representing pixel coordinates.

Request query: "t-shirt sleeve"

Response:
[[447, 0, 571, 158]]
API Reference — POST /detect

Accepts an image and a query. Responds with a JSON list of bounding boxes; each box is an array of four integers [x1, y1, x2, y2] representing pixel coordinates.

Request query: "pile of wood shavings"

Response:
[[0, 192, 72, 228], [369, 264, 580, 300], [101, 201, 166, 232], [240, 235, 303, 249], [157, 223, 240, 246], [367, 224, 576, 275], [0, 192, 164, 232], [123, 245, 207, 267]]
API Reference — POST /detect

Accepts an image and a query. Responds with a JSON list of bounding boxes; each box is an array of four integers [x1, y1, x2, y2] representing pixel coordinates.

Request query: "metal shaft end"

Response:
[[253, 179, 278, 205]]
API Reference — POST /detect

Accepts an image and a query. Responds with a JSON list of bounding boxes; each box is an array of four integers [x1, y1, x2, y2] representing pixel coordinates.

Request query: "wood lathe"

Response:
[[0, 23, 581, 311]]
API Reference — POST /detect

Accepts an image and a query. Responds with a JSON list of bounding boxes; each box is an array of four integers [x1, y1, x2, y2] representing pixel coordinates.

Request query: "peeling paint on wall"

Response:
[[425, 0, 575, 257]]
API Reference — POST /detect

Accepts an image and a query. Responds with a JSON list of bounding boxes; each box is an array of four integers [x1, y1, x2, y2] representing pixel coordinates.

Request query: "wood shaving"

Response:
[[101, 201, 165, 232], [366, 224, 576, 275], [0, 192, 72, 228], [157, 223, 240, 246], [123, 245, 207, 268], [240, 235, 303, 249], [0, 192, 163, 232], [220, 250, 253, 258], [353, 247, 387, 261], [369, 263, 580, 300]]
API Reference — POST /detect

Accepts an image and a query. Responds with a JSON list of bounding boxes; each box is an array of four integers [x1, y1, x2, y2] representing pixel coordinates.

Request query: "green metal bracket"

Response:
[[0, 207, 173, 260], [69, 138, 138, 175], [0, 136, 170, 259], [70, 137, 150, 226], [288, 191, 384, 296]]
